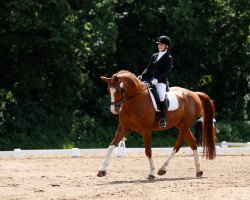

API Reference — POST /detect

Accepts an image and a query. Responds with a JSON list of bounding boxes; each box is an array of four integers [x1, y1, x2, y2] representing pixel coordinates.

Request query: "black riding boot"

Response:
[[159, 100, 168, 128]]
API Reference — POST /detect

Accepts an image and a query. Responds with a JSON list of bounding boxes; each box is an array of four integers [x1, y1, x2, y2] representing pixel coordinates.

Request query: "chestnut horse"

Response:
[[97, 70, 216, 179]]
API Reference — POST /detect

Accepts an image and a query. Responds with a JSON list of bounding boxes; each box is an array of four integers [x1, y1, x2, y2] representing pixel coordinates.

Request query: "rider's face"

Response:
[[158, 43, 167, 52]]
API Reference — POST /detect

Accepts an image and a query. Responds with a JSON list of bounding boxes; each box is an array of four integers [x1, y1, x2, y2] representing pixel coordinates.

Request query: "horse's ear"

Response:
[[100, 76, 111, 83]]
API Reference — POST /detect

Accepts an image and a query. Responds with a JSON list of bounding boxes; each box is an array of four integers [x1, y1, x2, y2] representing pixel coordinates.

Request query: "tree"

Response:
[[0, 0, 86, 149], [208, 0, 250, 120]]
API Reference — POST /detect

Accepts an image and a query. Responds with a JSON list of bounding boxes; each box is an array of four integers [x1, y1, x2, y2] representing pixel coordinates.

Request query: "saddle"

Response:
[[148, 85, 179, 113], [149, 86, 169, 113]]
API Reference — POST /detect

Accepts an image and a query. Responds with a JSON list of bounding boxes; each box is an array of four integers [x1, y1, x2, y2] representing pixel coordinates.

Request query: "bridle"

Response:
[[107, 81, 126, 109], [107, 80, 148, 110]]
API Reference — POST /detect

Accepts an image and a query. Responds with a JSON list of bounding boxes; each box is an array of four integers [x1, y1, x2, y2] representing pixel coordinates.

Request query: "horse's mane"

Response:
[[116, 70, 137, 79]]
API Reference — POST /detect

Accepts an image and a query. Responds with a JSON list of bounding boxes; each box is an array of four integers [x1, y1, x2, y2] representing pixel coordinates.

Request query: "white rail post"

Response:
[[115, 137, 126, 157], [14, 148, 23, 158], [71, 148, 81, 158], [221, 141, 228, 148]]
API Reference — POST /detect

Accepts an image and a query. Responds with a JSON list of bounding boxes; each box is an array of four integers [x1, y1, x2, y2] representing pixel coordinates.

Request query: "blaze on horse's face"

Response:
[[100, 75, 125, 114]]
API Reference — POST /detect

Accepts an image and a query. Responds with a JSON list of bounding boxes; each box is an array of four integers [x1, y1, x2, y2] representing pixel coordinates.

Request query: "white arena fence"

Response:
[[0, 141, 249, 158]]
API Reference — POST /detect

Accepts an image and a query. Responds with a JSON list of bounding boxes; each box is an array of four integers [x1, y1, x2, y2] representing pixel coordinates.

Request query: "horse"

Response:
[[97, 70, 216, 179]]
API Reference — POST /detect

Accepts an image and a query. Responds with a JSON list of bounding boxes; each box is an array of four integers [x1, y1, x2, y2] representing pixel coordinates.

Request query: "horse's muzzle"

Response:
[[110, 104, 121, 114]]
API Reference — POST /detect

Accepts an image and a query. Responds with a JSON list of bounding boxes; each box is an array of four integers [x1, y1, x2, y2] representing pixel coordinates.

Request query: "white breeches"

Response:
[[155, 83, 166, 101]]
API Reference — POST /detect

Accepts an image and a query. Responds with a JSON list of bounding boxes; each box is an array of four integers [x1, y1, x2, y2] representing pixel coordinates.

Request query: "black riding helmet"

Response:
[[156, 35, 171, 47]]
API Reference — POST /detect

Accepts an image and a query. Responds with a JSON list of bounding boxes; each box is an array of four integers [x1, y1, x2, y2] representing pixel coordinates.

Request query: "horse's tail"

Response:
[[196, 92, 216, 160]]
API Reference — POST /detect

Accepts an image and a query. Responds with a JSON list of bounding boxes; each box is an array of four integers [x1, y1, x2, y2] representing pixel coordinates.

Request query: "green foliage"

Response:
[[216, 121, 250, 142], [198, 75, 214, 87], [0, 89, 16, 133]]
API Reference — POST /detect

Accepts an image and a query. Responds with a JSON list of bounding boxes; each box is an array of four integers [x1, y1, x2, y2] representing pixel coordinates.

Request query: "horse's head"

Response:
[[101, 70, 144, 115], [101, 74, 126, 114]]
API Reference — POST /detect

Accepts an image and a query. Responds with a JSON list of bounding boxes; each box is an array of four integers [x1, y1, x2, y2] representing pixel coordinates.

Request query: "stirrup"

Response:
[[159, 118, 167, 128]]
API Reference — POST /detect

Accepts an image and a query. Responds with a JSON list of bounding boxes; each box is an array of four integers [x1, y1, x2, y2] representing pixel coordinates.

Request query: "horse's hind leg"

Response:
[[183, 128, 203, 177], [158, 131, 184, 176], [97, 124, 128, 177]]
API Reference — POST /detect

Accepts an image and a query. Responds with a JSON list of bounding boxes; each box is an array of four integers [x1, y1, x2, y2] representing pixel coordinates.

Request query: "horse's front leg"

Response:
[[143, 131, 156, 180], [97, 124, 127, 177]]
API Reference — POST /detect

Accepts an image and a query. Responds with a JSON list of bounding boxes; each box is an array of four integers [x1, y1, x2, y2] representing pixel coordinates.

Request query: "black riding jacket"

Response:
[[141, 51, 173, 84]]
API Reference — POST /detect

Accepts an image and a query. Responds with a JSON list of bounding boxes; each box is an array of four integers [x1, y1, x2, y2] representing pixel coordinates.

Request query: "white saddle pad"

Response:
[[149, 90, 179, 111]]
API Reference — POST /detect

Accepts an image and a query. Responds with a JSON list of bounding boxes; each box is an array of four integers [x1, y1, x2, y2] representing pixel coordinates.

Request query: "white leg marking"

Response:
[[99, 145, 116, 171], [109, 88, 117, 114], [193, 150, 201, 173], [148, 157, 156, 177], [160, 150, 176, 171]]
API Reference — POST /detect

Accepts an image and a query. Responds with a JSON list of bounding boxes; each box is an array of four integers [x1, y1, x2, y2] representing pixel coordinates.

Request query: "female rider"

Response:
[[138, 35, 173, 128]]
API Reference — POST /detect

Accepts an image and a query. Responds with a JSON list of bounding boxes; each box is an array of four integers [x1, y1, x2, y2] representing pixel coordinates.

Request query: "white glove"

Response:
[[138, 75, 142, 80], [151, 79, 158, 85], [143, 81, 150, 87]]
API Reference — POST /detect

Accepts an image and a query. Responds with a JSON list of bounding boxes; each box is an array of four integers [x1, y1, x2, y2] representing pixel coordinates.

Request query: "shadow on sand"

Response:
[[97, 176, 206, 185]]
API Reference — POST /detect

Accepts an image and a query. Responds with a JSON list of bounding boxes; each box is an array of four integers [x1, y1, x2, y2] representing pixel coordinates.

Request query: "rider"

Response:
[[138, 35, 173, 128]]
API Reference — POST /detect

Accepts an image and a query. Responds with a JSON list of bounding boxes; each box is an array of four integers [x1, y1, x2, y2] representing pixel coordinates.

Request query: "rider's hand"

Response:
[[138, 75, 142, 81], [144, 82, 150, 87], [151, 79, 158, 85]]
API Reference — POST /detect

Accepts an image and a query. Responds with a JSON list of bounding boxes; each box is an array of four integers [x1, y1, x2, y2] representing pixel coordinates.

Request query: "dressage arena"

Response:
[[0, 148, 250, 200]]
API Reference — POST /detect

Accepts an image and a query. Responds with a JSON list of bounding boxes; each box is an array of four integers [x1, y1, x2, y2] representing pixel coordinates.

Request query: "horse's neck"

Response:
[[122, 86, 151, 113], [131, 84, 143, 95], [124, 77, 143, 96], [121, 74, 150, 112]]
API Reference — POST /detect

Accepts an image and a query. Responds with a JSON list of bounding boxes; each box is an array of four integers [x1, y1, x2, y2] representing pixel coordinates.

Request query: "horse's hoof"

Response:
[[147, 175, 156, 180], [196, 171, 203, 177], [97, 170, 106, 177], [157, 169, 166, 176]]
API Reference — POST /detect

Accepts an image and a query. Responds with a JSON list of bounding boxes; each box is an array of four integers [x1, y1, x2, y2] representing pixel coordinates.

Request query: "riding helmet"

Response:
[[156, 35, 171, 46]]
